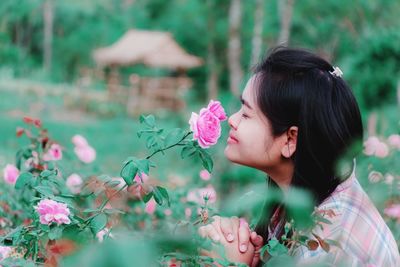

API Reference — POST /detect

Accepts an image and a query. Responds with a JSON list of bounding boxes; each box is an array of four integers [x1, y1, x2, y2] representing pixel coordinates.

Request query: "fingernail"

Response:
[[227, 233, 234, 241], [239, 218, 249, 228], [240, 244, 247, 252]]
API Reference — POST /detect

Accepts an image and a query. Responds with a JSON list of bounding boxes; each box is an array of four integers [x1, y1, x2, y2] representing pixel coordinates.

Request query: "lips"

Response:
[[227, 132, 239, 144]]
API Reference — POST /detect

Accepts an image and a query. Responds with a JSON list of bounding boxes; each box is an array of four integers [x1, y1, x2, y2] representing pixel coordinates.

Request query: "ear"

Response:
[[281, 126, 298, 158]]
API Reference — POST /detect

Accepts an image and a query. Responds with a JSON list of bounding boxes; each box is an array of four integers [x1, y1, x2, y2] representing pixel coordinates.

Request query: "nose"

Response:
[[228, 112, 239, 130]]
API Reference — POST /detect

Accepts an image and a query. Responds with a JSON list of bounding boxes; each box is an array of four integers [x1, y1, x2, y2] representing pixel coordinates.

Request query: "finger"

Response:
[[238, 218, 250, 253], [205, 224, 221, 243], [198, 226, 207, 238], [219, 217, 235, 242], [250, 231, 264, 249]]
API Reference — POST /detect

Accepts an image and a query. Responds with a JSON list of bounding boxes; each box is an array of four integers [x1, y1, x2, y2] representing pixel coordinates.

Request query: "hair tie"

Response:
[[329, 66, 343, 78]]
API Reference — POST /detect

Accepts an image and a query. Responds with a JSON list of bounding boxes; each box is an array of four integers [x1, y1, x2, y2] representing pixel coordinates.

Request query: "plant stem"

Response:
[[146, 131, 192, 159]]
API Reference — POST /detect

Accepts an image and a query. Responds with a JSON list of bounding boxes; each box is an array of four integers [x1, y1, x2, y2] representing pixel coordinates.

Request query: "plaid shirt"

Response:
[[293, 169, 400, 266]]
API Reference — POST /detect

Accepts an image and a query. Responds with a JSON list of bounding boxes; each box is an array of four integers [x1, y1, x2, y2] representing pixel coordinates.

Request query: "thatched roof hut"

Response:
[[92, 29, 203, 69]]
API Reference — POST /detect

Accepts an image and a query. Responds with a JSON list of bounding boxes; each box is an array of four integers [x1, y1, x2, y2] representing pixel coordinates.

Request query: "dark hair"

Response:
[[253, 47, 363, 241]]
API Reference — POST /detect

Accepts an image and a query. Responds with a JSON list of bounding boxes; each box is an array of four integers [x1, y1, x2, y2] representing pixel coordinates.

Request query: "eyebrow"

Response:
[[240, 95, 253, 110]]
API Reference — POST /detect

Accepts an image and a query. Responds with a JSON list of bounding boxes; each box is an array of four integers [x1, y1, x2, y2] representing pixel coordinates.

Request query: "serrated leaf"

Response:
[[153, 188, 164, 206], [156, 186, 170, 206], [40, 170, 53, 178], [90, 214, 107, 235], [143, 192, 153, 203], [120, 162, 137, 186], [34, 186, 54, 197], [164, 128, 185, 147], [181, 145, 197, 159], [199, 150, 213, 173], [136, 159, 150, 175], [15, 172, 34, 190]]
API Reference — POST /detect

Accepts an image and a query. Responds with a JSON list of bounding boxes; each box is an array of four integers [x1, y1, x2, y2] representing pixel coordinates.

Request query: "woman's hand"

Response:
[[198, 216, 264, 267]]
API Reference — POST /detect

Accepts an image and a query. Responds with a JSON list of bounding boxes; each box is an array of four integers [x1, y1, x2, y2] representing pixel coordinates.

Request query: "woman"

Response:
[[199, 47, 400, 266]]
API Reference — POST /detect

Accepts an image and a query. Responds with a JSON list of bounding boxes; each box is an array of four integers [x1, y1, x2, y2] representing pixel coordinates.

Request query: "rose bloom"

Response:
[[189, 108, 222, 148], [35, 199, 71, 225], [199, 169, 211, 181], [43, 143, 63, 161], [3, 164, 19, 185], [363, 136, 389, 158], [388, 134, 400, 149], [207, 100, 227, 121], [189, 100, 227, 148], [187, 185, 217, 205], [384, 204, 400, 221], [72, 134, 89, 148], [74, 145, 96, 164], [0, 245, 11, 261], [66, 173, 83, 194], [145, 198, 157, 214]]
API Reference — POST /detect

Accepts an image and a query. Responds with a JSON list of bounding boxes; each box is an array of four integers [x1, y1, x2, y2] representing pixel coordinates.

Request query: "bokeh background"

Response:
[[0, 0, 399, 264]]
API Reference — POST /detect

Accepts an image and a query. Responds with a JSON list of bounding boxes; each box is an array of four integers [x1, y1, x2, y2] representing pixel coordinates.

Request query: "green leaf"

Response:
[[266, 238, 288, 256], [157, 186, 170, 206], [90, 213, 107, 235], [153, 187, 164, 206], [142, 192, 153, 203], [120, 161, 138, 186], [15, 172, 34, 190], [136, 159, 150, 175], [40, 170, 53, 178], [48, 227, 63, 240], [199, 150, 213, 173], [164, 128, 185, 147], [140, 114, 156, 127], [181, 144, 197, 159], [34, 185, 54, 197]]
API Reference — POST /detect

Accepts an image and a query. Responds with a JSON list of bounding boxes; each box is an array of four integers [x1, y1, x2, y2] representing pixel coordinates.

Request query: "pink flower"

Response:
[[199, 169, 211, 181], [0, 246, 11, 261], [3, 164, 19, 185], [363, 136, 389, 158], [368, 171, 383, 183], [96, 227, 113, 242], [43, 144, 63, 161], [185, 208, 192, 218], [66, 174, 83, 194], [145, 198, 157, 214], [388, 134, 400, 149], [187, 185, 217, 205], [74, 146, 96, 164], [164, 209, 172, 216], [35, 199, 71, 225], [134, 173, 149, 184], [207, 100, 227, 121], [189, 109, 222, 148], [72, 135, 89, 148], [384, 204, 400, 220]]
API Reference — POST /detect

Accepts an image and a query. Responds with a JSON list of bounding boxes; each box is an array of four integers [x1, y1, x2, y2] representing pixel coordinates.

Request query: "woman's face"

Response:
[[224, 77, 286, 172]]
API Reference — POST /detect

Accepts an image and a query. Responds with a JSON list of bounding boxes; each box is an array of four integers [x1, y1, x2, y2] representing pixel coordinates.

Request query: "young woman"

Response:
[[199, 47, 400, 266]]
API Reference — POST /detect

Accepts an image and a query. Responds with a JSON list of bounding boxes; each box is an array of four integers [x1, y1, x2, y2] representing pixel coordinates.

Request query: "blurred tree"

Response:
[[228, 0, 243, 97]]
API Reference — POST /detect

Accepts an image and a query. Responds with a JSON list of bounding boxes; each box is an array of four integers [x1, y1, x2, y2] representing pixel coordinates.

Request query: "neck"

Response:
[[264, 159, 294, 191]]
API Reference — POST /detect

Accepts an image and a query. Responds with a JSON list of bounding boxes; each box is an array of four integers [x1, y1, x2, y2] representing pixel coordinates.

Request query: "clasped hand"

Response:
[[198, 216, 264, 267]]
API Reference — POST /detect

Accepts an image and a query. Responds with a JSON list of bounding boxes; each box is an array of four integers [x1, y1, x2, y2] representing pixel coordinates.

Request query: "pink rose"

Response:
[[35, 199, 71, 225], [74, 146, 96, 164], [388, 134, 400, 149], [185, 208, 192, 218], [189, 109, 222, 148], [384, 204, 400, 220], [0, 246, 11, 261], [145, 198, 157, 214], [43, 144, 63, 161], [207, 100, 227, 121], [72, 135, 89, 148], [199, 169, 211, 181], [134, 173, 149, 184], [164, 209, 172, 216], [3, 164, 19, 185], [96, 227, 113, 242], [66, 173, 83, 194], [187, 185, 217, 205], [363, 136, 389, 158]]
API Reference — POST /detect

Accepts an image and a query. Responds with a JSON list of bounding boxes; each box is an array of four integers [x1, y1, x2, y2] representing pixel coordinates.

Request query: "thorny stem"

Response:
[[146, 131, 192, 159]]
